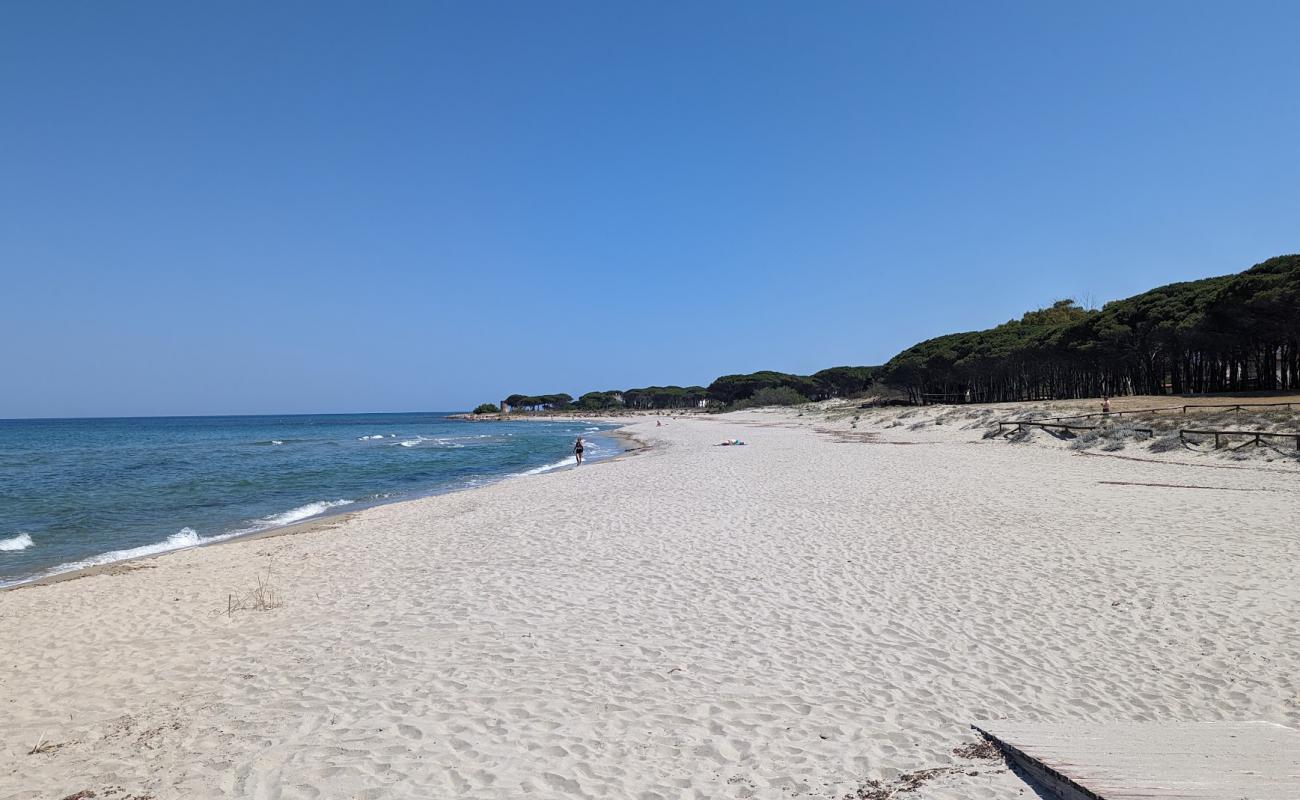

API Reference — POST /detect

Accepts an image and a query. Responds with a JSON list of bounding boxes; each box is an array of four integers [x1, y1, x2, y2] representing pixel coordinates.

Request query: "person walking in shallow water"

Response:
[[573, 436, 585, 466]]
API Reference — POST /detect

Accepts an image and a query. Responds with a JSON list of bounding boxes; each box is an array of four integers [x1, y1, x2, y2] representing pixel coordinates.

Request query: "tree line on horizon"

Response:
[[474, 255, 1300, 412], [476, 366, 880, 413], [879, 254, 1300, 403]]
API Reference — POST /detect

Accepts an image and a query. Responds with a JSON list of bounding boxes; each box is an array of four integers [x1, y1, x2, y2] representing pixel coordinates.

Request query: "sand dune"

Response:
[[2, 410, 1297, 799]]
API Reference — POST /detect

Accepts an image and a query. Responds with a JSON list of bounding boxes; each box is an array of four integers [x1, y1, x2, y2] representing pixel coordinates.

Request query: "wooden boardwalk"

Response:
[[972, 721, 1300, 799]]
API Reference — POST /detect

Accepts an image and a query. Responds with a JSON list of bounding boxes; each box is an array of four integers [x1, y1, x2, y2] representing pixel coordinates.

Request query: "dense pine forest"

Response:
[[492, 366, 878, 413], [482, 255, 1299, 411], [879, 255, 1300, 403]]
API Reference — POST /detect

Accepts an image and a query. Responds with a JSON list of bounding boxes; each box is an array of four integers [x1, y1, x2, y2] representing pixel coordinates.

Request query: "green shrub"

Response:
[[472, 403, 500, 414]]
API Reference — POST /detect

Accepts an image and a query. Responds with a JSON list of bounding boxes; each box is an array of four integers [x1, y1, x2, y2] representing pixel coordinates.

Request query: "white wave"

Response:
[[0, 498, 361, 588], [516, 457, 576, 476], [0, 533, 34, 552], [357, 434, 388, 440], [271, 440, 284, 445], [396, 436, 464, 449], [254, 499, 354, 528], [35, 527, 206, 578]]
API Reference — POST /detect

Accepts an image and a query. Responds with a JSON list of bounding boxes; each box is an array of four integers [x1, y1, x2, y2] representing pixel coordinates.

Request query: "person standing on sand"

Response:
[[1102, 396, 1112, 414], [573, 437, 585, 466]]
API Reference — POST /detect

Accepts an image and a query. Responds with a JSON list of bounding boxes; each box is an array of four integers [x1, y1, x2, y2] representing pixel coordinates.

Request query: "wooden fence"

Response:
[[997, 421, 1153, 436], [995, 420, 1300, 449], [1050, 401, 1299, 422], [1048, 406, 1182, 422], [1179, 429, 1300, 449], [1180, 402, 1299, 413]]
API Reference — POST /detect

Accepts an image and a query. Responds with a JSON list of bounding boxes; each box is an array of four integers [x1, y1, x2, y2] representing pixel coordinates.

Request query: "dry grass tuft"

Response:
[[28, 731, 62, 755], [226, 563, 283, 616]]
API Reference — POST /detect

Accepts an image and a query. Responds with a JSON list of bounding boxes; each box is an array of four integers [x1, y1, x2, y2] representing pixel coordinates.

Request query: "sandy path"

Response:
[[2, 412, 1297, 799]]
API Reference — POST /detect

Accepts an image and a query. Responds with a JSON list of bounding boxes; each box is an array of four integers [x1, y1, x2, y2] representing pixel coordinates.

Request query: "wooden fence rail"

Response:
[[1179, 428, 1300, 449], [997, 421, 1154, 436], [1180, 402, 1298, 413], [1050, 401, 1299, 422], [995, 420, 1300, 449], [1049, 406, 1182, 422]]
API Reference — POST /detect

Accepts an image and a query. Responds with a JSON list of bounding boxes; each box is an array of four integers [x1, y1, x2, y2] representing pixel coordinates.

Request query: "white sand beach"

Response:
[[2, 410, 1297, 799]]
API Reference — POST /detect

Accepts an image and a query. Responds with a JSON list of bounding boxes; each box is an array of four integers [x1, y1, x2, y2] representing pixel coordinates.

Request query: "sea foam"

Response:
[[0, 533, 34, 552], [52, 527, 205, 574], [395, 436, 464, 448], [517, 457, 576, 476], [3, 499, 359, 588], [254, 499, 354, 528]]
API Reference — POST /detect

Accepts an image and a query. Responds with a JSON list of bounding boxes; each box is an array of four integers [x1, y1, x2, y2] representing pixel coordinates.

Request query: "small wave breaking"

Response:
[[253, 499, 354, 528], [41, 527, 205, 577], [0, 533, 34, 552], [2, 499, 357, 588], [516, 457, 576, 476], [395, 436, 465, 449]]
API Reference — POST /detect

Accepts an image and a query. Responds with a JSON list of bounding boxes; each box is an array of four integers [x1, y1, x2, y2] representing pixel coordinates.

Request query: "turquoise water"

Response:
[[0, 413, 620, 587]]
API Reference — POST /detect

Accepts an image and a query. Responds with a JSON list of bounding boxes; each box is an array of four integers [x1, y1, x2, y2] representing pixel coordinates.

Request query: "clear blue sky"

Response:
[[3, 2, 1298, 417]]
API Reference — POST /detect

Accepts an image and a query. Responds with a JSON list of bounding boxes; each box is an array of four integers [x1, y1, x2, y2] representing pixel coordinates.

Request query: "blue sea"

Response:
[[0, 413, 621, 587]]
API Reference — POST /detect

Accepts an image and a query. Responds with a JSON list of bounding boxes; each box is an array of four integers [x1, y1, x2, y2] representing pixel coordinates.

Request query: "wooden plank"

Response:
[[1179, 429, 1300, 448], [972, 721, 1300, 800], [1180, 428, 1298, 437], [1183, 401, 1295, 411], [1049, 406, 1182, 422], [996, 421, 1154, 436]]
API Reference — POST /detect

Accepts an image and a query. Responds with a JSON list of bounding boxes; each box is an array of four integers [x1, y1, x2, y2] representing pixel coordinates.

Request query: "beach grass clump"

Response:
[[1005, 426, 1036, 444], [1100, 422, 1150, 451], [1068, 428, 1104, 449], [1067, 421, 1150, 451], [226, 565, 282, 615], [1147, 432, 1185, 452]]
